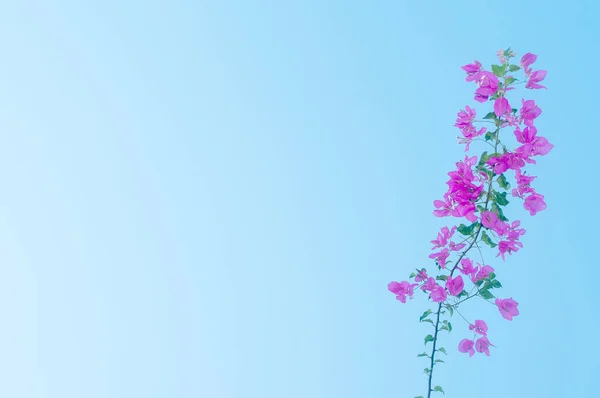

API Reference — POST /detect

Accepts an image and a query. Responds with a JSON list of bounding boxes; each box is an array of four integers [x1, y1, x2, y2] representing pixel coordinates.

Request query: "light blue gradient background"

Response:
[[0, 1, 594, 397]]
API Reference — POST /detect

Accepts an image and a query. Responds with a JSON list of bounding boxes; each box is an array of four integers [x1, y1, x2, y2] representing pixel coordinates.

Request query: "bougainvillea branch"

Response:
[[388, 49, 552, 398]]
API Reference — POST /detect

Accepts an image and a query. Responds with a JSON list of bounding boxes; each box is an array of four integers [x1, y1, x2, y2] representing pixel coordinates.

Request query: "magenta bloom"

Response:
[[388, 281, 418, 303], [475, 265, 494, 282], [474, 71, 500, 102], [514, 125, 538, 144], [469, 320, 488, 336], [461, 60, 482, 82], [486, 155, 509, 174], [496, 297, 520, 320], [454, 106, 486, 150], [481, 211, 499, 229], [475, 336, 493, 356], [520, 53, 538, 71], [523, 192, 547, 215], [497, 239, 524, 260], [429, 248, 450, 268], [446, 275, 464, 296], [514, 125, 554, 160], [459, 258, 478, 281], [458, 339, 475, 357], [520, 99, 542, 127], [421, 277, 438, 292], [494, 97, 510, 117], [430, 226, 456, 249], [526, 69, 547, 90], [430, 286, 447, 303], [415, 268, 428, 282]]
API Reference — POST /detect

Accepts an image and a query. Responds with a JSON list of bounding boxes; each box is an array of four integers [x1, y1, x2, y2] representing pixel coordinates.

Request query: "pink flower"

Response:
[[520, 53, 538, 71], [495, 297, 520, 320], [388, 281, 418, 303], [494, 97, 510, 117], [430, 226, 456, 249], [454, 106, 487, 150], [474, 71, 500, 103], [523, 192, 547, 215], [486, 155, 509, 174], [459, 258, 478, 281], [520, 99, 542, 127], [448, 241, 466, 252], [421, 277, 438, 292], [475, 336, 493, 356], [415, 268, 428, 282], [446, 275, 464, 296], [430, 285, 447, 303], [469, 320, 488, 336], [429, 248, 450, 268], [512, 169, 537, 199], [481, 211, 499, 229], [526, 70, 547, 90], [514, 125, 537, 144], [458, 339, 475, 357], [475, 265, 494, 282], [461, 61, 482, 82], [497, 239, 524, 260]]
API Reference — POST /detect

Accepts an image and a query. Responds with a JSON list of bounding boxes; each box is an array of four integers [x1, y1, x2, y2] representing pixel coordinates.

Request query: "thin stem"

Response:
[[427, 303, 443, 398]]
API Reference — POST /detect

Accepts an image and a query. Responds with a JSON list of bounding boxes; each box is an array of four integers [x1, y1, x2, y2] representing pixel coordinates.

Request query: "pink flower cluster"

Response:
[[459, 320, 493, 357], [428, 226, 466, 268], [521, 52, 547, 90], [462, 61, 500, 103], [455, 106, 487, 151], [388, 281, 417, 303], [433, 156, 484, 223], [388, 49, 550, 373], [458, 258, 494, 283], [481, 211, 527, 260]]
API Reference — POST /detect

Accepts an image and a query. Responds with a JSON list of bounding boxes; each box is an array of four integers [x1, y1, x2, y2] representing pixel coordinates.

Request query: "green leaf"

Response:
[[457, 222, 478, 236], [424, 335, 434, 345], [415, 396, 425, 398], [434, 385, 445, 395], [419, 309, 432, 322], [481, 230, 498, 248], [440, 325, 449, 331], [424, 368, 431, 375], [491, 202, 509, 221], [447, 322, 452, 332], [479, 289, 495, 300], [434, 359, 445, 364], [494, 191, 510, 206], [491, 279, 503, 289], [509, 64, 521, 72], [497, 174, 510, 190], [438, 347, 447, 355], [444, 304, 454, 317], [436, 275, 448, 281], [422, 319, 434, 325], [482, 112, 496, 120], [417, 352, 429, 358], [505, 76, 517, 85], [409, 272, 416, 278], [491, 64, 506, 77]]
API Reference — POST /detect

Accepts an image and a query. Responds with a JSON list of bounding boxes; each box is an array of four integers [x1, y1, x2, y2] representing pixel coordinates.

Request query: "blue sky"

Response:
[[0, 1, 596, 397]]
